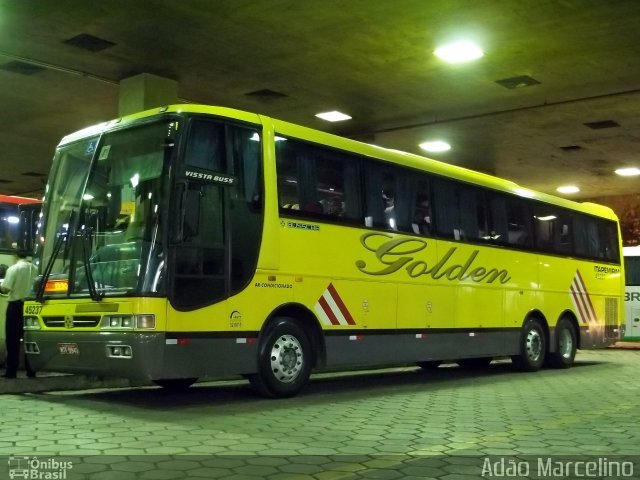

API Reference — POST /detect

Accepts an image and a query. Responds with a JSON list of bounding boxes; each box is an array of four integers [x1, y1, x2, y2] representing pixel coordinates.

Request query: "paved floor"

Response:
[[1, 349, 639, 479]]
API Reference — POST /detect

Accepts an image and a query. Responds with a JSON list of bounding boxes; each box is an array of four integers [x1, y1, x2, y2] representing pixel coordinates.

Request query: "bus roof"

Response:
[[0, 194, 40, 205], [59, 104, 618, 221]]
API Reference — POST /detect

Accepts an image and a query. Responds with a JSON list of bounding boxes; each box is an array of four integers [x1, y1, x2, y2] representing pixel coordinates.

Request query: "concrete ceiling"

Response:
[[1, 0, 640, 199]]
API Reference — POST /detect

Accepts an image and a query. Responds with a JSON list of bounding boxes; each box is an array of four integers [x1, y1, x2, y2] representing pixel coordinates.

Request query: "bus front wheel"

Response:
[[511, 318, 546, 372], [546, 318, 577, 369], [249, 318, 312, 398]]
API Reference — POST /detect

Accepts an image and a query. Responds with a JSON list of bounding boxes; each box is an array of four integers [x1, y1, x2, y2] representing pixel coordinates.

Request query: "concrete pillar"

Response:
[[118, 73, 178, 117]]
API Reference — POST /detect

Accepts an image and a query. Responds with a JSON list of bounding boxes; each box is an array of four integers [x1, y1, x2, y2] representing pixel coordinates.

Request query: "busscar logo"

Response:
[[185, 170, 236, 185]]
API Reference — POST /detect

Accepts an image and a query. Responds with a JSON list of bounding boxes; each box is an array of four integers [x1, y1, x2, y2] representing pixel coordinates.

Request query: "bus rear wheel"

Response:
[[248, 317, 312, 398], [546, 318, 577, 369], [511, 317, 546, 372]]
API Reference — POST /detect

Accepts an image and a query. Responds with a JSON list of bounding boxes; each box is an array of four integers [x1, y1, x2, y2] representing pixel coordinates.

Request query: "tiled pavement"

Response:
[[1, 348, 639, 479]]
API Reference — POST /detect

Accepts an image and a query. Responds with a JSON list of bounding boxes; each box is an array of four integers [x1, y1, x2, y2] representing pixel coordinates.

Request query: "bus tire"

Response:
[[546, 318, 577, 369], [154, 378, 197, 390], [248, 317, 312, 398], [511, 317, 546, 372], [457, 357, 492, 369]]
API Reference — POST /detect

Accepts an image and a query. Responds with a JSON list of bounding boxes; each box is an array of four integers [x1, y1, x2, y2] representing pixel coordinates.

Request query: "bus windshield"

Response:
[[0, 202, 22, 252], [0, 196, 40, 254], [39, 120, 177, 298], [624, 253, 640, 286]]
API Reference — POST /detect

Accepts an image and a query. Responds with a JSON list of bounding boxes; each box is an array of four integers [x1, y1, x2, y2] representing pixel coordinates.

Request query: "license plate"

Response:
[[58, 343, 79, 355]]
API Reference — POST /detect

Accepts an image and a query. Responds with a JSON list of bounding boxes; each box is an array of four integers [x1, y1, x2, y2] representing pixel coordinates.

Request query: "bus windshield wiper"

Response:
[[35, 230, 68, 303], [82, 227, 103, 302]]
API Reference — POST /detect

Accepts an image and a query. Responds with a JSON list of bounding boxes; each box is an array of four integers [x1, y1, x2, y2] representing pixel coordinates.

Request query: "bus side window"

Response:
[[574, 214, 599, 259], [506, 199, 532, 247], [364, 164, 411, 231], [459, 187, 485, 242], [487, 194, 508, 243], [598, 220, 619, 262], [276, 137, 361, 223], [625, 255, 640, 286], [411, 179, 432, 236], [432, 178, 486, 242], [363, 162, 386, 229], [433, 178, 458, 239], [184, 121, 225, 171], [533, 206, 572, 254]]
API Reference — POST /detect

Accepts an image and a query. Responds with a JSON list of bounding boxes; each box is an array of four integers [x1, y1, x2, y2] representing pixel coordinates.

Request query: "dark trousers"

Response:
[[5, 300, 34, 377]]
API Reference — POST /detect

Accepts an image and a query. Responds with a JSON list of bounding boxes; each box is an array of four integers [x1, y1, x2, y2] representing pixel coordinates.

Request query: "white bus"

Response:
[[623, 246, 640, 341]]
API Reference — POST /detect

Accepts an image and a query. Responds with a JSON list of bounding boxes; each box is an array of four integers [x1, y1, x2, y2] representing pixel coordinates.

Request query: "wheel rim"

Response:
[[269, 334, 304, 383], [558, 327, 574, 359], [525, 328, 543, 363]]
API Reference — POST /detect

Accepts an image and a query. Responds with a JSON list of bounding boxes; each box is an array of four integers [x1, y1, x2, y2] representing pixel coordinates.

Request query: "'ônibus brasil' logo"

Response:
[[355, 232, 511, 284]]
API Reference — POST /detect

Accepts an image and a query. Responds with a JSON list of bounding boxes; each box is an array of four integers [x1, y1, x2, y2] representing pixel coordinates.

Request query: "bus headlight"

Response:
[[24, 316, 41, 330], [102, 315, 134, 330], [100, 314, 155, 330], [136, 314, 156, 329], [107, 344, 133, 358]]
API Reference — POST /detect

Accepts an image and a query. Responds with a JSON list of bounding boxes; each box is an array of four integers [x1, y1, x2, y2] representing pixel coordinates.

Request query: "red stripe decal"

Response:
[[318, 295, 340, 325], [570, 285, 589, 323], [327, 283, 355, 325], [575, 270, 597, 322], [575, 283, 595, 323]]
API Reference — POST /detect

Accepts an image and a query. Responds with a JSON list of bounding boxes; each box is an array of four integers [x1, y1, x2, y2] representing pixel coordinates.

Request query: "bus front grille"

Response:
[[42, 316, 102, 328]]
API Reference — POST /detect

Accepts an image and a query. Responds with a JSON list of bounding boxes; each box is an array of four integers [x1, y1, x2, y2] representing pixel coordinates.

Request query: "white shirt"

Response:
[[2, 259, 37, 302]]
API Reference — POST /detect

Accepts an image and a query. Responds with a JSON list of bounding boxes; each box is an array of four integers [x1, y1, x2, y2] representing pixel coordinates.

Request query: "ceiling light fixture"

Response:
[[556, 185, 580, 194], [419, 140, 451, 153], [434, 41, 483, 64], [315, 111, 352, 122], [615, 167, 640, 177]]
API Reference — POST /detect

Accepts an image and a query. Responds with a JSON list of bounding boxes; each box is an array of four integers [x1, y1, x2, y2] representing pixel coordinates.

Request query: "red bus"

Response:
[[0, 194, 41, 362]]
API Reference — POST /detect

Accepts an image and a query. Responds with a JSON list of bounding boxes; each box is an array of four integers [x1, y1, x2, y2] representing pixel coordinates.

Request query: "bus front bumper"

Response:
[[23, 330, 259, 381], [23, 331, 166, 380]]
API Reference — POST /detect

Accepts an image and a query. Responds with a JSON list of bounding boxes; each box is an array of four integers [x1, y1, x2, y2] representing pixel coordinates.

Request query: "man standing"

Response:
[[1, 250, 37, 378]]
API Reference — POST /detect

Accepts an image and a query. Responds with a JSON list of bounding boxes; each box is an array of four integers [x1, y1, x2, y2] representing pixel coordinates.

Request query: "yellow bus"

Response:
[[24, 105, 624, 397]]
